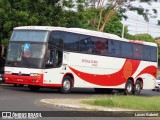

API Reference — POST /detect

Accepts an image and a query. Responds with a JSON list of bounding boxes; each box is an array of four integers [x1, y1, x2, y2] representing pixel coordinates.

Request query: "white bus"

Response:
[[4, 26, 158, 94]]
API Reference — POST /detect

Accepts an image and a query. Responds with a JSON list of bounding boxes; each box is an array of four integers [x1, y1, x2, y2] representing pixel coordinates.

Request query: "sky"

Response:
[[121, 1, 160, 38]]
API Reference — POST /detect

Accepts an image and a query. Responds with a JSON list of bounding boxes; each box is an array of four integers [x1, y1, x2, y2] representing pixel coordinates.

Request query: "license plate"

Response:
[[16, 79, 24, 82]]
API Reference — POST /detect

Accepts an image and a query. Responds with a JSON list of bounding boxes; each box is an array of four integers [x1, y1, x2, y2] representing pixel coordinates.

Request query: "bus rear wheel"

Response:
[[28, 85, 40, 92], [125, 80, 134, 95], [134, 81, 142, 95], [60, 76, 72, 94]]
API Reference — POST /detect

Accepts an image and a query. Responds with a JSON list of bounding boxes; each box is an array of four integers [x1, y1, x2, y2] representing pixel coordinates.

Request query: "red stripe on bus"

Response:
[[69, 59, 141, 86], [136, 66, 157, 78]]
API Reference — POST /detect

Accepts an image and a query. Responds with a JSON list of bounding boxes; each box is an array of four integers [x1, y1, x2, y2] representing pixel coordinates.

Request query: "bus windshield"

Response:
[[10, 30, 48, 42], [6, 43, 46, 68]]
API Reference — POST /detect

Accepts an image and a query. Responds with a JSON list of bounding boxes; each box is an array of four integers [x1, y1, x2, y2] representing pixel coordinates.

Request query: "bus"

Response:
[[4, 26, 158, 94]]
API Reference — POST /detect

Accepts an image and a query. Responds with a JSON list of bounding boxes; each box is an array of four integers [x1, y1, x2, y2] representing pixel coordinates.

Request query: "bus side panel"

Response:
[[132, 61, 157, 89], [63, 52, 157, 89], [43, 67, 64, 85], [64, 52, 126, 88]]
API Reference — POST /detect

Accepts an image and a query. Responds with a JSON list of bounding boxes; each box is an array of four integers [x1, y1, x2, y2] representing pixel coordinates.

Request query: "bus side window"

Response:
[[45, 49, 62, 68], [45, 50, 54, 68], [94, 38, 108, 55], [55, 50, 62, 67], [79, 36, 94, 53]]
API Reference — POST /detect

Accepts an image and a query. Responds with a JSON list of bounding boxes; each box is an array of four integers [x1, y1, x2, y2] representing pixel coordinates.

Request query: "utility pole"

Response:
[[147, 21, 150, 34], [135, 13, 138, 34], [122, 24, 125, 38]]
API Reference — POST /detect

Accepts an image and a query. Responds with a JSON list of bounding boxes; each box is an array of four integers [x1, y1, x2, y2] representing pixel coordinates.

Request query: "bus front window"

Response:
[[7, 43, 23, 62], [6, 43, 46, 68], [11, 30, 48, 42]]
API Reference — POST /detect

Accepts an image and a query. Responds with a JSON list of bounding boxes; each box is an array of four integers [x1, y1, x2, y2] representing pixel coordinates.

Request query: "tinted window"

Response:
[[49, 31, 63, 49], [63, 32, 79, 51], [79, 35, 94, 53], [94, 38, 108, 55], [143, 46, 151, 61], [6, 43, 46, 68], [108, 40, 121, 57], [133, 44, 143, 60], [121, 42, 132, 58], [151, 47, 157, 62], [11, 30, 48, 42]]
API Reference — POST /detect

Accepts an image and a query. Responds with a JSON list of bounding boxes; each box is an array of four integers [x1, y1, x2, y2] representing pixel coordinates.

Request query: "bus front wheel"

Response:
[[60, 76, 72, 94]]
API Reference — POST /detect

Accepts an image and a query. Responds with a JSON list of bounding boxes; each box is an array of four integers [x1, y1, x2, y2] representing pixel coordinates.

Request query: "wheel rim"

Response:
[[63, 79, 71, 91], [127, 83, 132, 93], [136, 83, 141, 92]]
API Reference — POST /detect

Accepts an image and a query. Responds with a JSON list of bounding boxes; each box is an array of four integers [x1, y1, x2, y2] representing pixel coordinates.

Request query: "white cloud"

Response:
[[122, 1, 160, 38]]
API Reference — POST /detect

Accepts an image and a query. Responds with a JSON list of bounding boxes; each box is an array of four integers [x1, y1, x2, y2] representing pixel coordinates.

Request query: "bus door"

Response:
[[43, 48, 63, 85]]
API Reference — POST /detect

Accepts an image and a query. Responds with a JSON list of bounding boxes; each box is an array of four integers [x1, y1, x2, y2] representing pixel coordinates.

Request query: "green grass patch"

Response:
[[81, 96, 160, 111]]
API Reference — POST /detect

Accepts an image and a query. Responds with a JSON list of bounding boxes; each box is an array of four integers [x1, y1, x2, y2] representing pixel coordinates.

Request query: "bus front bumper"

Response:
[[4, 74, 43, 86]]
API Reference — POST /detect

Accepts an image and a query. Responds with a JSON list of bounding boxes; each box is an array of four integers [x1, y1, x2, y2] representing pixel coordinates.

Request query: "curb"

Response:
[[40, 99, 134, 111]]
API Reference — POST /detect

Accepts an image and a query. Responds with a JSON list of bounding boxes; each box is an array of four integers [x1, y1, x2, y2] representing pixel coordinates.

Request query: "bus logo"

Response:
[[19, 71, 22, 75]]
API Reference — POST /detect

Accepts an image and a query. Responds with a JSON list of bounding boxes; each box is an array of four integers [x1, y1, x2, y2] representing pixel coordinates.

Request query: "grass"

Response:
[[81, 96, 160, 111]]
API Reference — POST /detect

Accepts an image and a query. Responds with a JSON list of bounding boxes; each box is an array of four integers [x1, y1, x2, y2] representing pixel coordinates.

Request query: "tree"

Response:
[[81, 0, 159, 32], [132, 33, 154, 42], [0, 0, 159, 45], [0, 0, 67, 45]]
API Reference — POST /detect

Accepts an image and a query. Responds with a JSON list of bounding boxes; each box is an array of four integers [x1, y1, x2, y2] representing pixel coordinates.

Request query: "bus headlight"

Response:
[[32, 79, 39, 82], [5, 71, 12, 74], [30, 73, 42, 77]]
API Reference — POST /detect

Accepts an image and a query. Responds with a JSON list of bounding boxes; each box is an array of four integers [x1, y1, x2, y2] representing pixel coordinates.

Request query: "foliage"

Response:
[[82, 96, 160, 111], [104, 13, 126, 37], [155, 37, 160, 40], [132, 33, 155, 42], [83, 0, 159, 32], [0, 0, 159, 46], [0, 0, 65, 45]]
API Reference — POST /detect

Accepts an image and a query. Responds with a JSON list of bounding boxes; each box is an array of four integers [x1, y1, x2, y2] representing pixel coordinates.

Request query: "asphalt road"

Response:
[[0, 84, 159, 120]]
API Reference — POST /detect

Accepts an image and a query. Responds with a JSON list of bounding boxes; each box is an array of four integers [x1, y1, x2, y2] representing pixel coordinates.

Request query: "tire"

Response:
[[125, 80, 134, 95], [28, 85, 40, 92], [134, 81, 142, 95], [60, 76, 72, 94]]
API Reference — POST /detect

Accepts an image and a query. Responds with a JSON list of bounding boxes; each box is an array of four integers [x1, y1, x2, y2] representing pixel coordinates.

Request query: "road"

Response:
[[0, 84, 159, 120]]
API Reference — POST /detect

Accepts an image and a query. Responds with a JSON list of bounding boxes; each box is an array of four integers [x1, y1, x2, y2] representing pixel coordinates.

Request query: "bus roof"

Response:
[[14, 26, 157, 47]]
